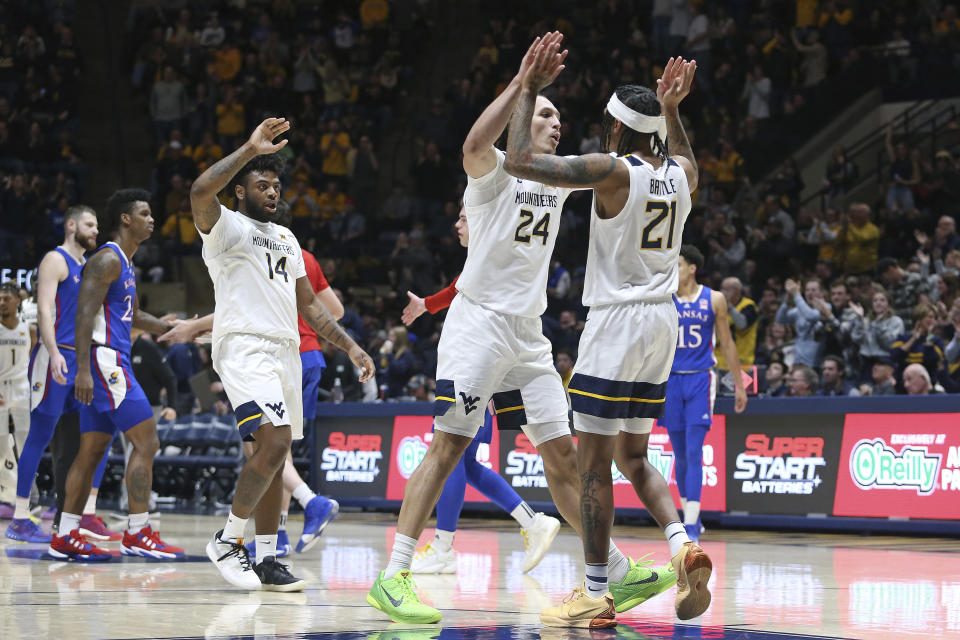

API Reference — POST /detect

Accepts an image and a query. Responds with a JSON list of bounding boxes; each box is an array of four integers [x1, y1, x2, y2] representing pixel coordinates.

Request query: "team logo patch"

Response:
[[73, 275, 80, 283], [265, 401, 286, 419], [33, 382, 42, 391], [700, 299, 709, 309], [459, 392, 480, 415], [108, 372, 120, 385]]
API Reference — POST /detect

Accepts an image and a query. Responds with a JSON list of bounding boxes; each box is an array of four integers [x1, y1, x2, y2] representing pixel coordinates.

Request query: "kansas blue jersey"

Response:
[[89, 242, 136, 355], [53, 247, 84, 347], [671, 285, 716, 373]]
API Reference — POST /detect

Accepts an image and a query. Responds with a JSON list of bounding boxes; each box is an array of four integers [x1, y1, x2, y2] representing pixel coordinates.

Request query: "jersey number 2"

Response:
[[265, 253, 289, 283], [121, 295, 133, 322], [515, 209, 550, 245], [641, 201, 677, 250]]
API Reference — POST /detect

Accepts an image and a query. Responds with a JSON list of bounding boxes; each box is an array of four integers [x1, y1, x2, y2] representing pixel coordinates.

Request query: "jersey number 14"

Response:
[[265, 253, 289, 283]]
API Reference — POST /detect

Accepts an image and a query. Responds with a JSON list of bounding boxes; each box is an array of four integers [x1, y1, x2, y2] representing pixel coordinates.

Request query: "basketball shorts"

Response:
[[433, 294, 570, 447], [79, 346, 154, 435], [570, 299, 676, 436], [659, 370, 717, 431], [29, 343, 81, 416], [300, 349, 326, 422], [214, 333, 303, 441]]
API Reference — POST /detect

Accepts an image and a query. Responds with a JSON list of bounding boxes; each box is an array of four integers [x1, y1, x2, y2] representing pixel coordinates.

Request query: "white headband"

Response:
[[606, 92, 667, 144]]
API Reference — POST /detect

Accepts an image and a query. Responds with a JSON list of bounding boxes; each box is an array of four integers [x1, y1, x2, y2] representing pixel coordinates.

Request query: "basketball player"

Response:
[[402, 208, 561, 575], [367, 33, 675, 624], [504, 53, 712, 625], [0, 283, 30, 515], [161, 201, 343, 559], [5, 206, 119, 544], [191, 118, 374, 591], [661, 245, 747, 543], [49, 189, 183, 561]]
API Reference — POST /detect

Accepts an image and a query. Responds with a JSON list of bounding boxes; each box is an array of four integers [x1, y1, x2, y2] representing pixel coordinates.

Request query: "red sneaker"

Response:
[[48, 530, 113, 562], [121, 525, 184, 559], [79, 514, 123, 541]]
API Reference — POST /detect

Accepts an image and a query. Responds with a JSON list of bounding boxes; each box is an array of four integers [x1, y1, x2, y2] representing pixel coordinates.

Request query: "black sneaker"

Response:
[[254, 556, 306, 592]]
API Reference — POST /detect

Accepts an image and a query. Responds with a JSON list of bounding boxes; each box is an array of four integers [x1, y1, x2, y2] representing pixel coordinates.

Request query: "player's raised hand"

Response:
[[349, 345, 376, 383], [521, 33, 567, 92], [247, 118, 290, 155], [517, 31, 561, 81], [657, 57, 696, 110], [402, 291, 427, 326]]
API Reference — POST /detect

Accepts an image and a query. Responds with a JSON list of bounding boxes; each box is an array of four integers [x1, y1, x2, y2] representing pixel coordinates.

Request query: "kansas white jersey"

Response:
[[0, 319, 30, 405], [199, 205, 306, 351], [583, 155, 692, 306], [457, 149, 576, 318]]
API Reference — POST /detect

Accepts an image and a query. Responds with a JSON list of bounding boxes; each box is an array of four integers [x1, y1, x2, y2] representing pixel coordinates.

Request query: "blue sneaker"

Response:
[[296, 496, 338, 553], [6, 517, 53, 543], [684, 523, 700, 544], [244, 529, 292, 559]]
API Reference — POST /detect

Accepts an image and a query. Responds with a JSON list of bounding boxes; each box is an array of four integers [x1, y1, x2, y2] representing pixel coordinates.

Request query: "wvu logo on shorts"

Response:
[[32, 381, 42, 391], [459, 392, 480, 415], [265, 402, 286, 419], [108, 372, 120, 385]]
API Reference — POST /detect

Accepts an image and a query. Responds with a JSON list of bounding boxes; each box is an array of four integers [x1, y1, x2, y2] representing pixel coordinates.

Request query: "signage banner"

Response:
[[834, 413, 960, 519], [316, 417, 392, 498], [725, 414, 843, 515]]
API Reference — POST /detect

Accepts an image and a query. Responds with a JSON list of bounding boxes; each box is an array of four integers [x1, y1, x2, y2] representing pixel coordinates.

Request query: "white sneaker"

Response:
[[410, 542, 456, 574], [521, 513, 560, 573], [206, 530, 261, 590]]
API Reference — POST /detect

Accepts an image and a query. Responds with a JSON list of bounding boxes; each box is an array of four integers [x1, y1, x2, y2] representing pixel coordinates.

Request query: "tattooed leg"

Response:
[[575, 431, 617, 564]]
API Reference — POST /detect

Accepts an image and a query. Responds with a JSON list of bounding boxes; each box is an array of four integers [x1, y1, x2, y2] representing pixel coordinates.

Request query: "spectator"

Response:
[[742, 64, 771, 120], [885, 124, 920, 211], [823, 146, 858, 204], [787, 363, 819, 397], [805, 207, 842, 264], [822, 280, 859, 364], [758, 194, 795, 239], [876, 257, 936, 319], [849, 289, 905, 378], [763, 360, 789, 396], [709, 225, 747, 281], [215, 86, 245, 148], [934, 215, 960, 256], [547, 259, 571, 302], [191, 131, 223, 174], [317, 181, 347, 219], [891, 303, 946, 381], [792, 28, 828, 88], [161, 197, 200, 248], [349, 135, 380, 214], [902, 363, 935, 395], [377, 326, 417, 399], [755, 321, 795, 367], [817, 355, 859, 396], [199, 11, 226, 48], [579, 123, 602, 154], [150, 66, 187, 145], [130, 328, 178, 420], [775, 278, 827, 367], [859, 356, 898, 396], [286, 177, 320, 219], [842, 202, 879, 274], [320, 119, 352, 184], [716, 276, 758, 369], [555, 348, 574, 390]]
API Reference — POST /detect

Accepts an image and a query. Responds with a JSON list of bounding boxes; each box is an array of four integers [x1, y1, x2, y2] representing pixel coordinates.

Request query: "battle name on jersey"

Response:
[[650, 177, 678, 196], [515, 190, 559, 208], [252, 234, 295, 255]]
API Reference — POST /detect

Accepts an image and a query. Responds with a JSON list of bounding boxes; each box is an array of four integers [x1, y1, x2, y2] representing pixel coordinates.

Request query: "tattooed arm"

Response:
[[295, 276, 374, 382], [191, 118, 290, 233], [74, 248, 121, 405], [132, 294, 173, 335]]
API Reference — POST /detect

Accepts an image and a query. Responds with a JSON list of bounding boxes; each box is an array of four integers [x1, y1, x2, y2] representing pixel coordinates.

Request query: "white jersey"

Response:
[[583, 155, 692, 306], [0, 319, 30, 406], [18, 299, 37, 327], [199, 205, 306, 352], [458, 149, 576, 318]]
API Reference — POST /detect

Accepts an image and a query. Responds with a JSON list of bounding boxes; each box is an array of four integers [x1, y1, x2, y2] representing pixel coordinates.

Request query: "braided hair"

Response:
[[601, 84, 668, 161]]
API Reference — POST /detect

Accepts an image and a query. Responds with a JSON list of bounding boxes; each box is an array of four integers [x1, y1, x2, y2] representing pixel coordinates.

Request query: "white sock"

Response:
[[223, 511, 248, 542], [83, 493, 97, 515], [684, 501, 701, 526], [279, 512, 288, 531], [385, 533, 417, 576], [608, 542, 630, 583], [584, 562, 608, 597], [511, 502, 537, 529], [665, 521, 690, 556], [127, 512, 149, 534], [434, 529, 454, 551], [256, 534, 277, 564], [60, 512, 81, 535], [14, 496, 30, 520], [292, 483, 316, 509]]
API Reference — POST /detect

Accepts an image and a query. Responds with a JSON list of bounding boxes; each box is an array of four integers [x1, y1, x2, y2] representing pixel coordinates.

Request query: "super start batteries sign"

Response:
[[834, 414, 960, 519]]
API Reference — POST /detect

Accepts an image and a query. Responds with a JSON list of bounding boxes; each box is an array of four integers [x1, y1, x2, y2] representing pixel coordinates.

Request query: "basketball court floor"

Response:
[[2, 512, 958, 640]]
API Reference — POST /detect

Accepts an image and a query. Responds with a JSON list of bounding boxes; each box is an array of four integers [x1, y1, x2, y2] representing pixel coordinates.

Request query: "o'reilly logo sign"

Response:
[[850, 439, 941, 496]]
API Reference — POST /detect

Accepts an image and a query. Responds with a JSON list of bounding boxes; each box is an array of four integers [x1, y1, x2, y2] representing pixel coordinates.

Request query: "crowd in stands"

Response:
[[0, 1, 85, 266], [6, 1, 960, 407]]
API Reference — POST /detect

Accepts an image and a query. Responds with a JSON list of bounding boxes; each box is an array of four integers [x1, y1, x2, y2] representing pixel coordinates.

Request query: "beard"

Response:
[[74, 230, 97, 250]]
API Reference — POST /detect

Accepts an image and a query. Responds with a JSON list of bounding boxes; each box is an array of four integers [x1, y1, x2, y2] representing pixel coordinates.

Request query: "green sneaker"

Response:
[[609, 555, 677, 613], [366, 570, 442, 623]]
